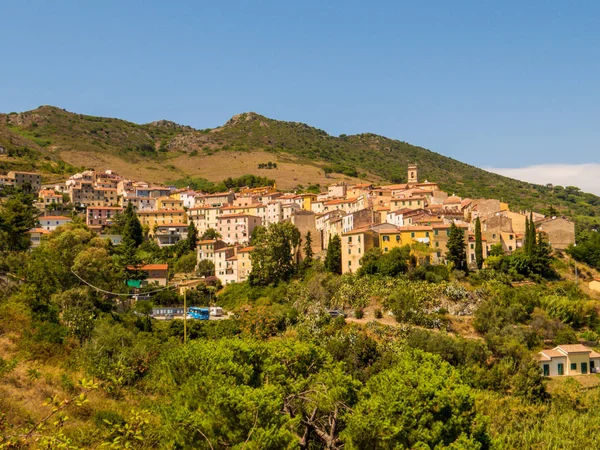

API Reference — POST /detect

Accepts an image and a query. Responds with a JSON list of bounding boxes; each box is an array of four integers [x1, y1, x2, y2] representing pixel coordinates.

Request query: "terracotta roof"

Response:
[[342, 226, 375, 235], [444, 196, 462, 204], [238, 246, 255, 253], [127, 264, 168, 271], [218, 213, 260, 219], [396, 225, 434, 232], [40, 216, 71, 221], [197, 239, 218, 244], [28, 228, 51, 234]]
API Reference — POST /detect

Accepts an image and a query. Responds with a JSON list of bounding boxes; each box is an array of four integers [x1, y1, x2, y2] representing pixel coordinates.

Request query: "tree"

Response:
[[122, 203, 143, 248], [303, 231, 314, 263], [446, 223, 468, 272], [201, 228, 221, 240], [0, 193, 38, 251], [174, 252, 197, 274], [249, 222, 301, 285], [197, 259, 215, 277], [475, 217, 484, 269], [186, 221, 198, 252], [325, 235, 342, 274], [342, 350, 490, 449]]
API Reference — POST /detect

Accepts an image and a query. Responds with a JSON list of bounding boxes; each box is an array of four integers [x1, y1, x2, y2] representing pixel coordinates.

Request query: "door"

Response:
[[591, 361, 596, 373], [558, 363, 564, 376], [582, 362, 588, 374], [543, 364, 550, 376]]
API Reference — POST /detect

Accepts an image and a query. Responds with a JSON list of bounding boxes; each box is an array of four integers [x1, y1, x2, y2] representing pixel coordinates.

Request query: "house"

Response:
[[39, 215, 72, 231], [237, 247, 254, 282], [87, 206, 123, 231], [38, 189, 63, 206], [187, 205, 222, 234], [127, 264, 169, 286], [28, 228, 51, 248], [197, 239, 227, 264], [535, 217, 575, 251], [341, 228, 379, 273], [137, 209, 187, 231], [7, 171, 42, 191], [216, 213, 261, 245], [155, 223, 188, 247], [537, 344, 600, 376]]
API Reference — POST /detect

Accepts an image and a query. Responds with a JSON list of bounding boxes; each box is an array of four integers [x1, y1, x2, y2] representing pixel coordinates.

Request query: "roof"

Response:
[[137, 209, 186, 214], [87, 206, 123, 210], [40, 216, 71, 221], [156, 223, 189, 227], [342, 226, 376, 236], [556, 344, 596, 354], [444, 196, 462, 204], [218, 213, 260, 219], [198, 239, 218, 244], [238, 246, 255, 253], [28, 228, 51, 234], [127, 264, 168, 271], [396, 225, 434, 232]]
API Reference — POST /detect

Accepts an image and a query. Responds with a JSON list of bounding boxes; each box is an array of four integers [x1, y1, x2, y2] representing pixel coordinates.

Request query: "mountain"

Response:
[[1, 105, 599, 229]]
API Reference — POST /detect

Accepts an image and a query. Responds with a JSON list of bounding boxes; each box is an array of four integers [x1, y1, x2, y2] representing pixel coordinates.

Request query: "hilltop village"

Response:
[[7, 164, 575, 286]]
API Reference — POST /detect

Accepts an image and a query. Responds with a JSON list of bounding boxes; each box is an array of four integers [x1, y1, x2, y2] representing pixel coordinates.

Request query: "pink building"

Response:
[[87, 206, 124, 232]]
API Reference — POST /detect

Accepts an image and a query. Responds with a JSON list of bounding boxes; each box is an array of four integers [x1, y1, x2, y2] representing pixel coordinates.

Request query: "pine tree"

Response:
[[303, 231, 314, 262], [187, 221, 198, 252], [325, 235, 342, 274], [446, 223, 468, 272], [474, 217, 483, 269], [122, 203, 143, 248]]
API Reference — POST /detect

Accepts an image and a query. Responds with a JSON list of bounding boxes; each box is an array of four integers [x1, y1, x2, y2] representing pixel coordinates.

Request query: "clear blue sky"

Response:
[[1, 0, 599, 168]]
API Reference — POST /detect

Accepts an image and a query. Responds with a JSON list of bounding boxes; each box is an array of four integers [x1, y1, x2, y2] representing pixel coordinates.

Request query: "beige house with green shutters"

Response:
[[537, 344, 600, 376]]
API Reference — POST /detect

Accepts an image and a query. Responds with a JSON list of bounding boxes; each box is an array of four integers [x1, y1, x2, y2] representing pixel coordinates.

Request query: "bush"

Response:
[[374, 308, 383, 319], [355, 309, 364, 319]]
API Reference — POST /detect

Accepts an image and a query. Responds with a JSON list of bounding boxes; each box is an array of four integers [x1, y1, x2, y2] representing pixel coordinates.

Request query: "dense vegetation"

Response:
[[2, 192, 600, 448]]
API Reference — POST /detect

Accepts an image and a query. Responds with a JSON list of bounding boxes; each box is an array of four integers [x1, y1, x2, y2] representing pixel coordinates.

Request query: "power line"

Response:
[[70, 269, 176, 297]]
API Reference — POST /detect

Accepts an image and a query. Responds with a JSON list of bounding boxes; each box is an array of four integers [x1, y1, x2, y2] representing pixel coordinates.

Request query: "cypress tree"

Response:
[[474, 217, 483, 269], [187, 221, 198, 252], [325, 235, 342, 274], [303, 231, 314, 262], [446, 223, 468, 272]]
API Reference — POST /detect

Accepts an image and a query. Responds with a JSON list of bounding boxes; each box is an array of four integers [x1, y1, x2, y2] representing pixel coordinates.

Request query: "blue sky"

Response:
[[1, 0, 599, 171]]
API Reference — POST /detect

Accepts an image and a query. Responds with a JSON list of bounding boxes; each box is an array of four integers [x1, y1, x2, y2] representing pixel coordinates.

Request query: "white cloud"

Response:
[[486, 163, 600, 196]]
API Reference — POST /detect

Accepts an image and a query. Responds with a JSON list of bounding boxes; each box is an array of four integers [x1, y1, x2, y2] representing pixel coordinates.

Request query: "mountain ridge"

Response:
[[1, 105, 599, 232]]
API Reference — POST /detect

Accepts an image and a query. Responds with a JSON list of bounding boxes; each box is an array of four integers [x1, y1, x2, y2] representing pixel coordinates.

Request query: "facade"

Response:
[[28, 228, 51, 248], [341, 228, 379, 274], [535, 217, 576, 250], [38, 189, 63, 206], [87, 206, 123, 231], [137, 209, 187, 230], [538, 345, 600, 376], [155, 223, 189, 247], [128, 264, 169, 286], [8, 171, 42, 191], [39, 215, 72, 231], [216, 213, 261, 245]]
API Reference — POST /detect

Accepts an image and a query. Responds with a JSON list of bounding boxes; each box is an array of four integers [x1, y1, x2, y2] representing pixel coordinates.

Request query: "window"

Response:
[[411, 232, 415, 238], [434, 229, 439, 236], [383, 235, 390, 242], [358, 248, 361, 254], [348, 249, 351, 254], [425, 232, 429, 237], [509, 235, 513, 240], [543, 364, 550, 376], [348, 237, 352, 243], [384, 247, 388, 252], [558, 363, 564, 375], [435, 242, 439, 247], [571, 363, 577, 371], [492, 234, 496, 239], [358, 235, 361, 243], [509, 246, 513, 251]]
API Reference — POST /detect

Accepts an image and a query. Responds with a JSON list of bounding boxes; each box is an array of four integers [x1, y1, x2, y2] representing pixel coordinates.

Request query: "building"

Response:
[[128, 264, 169, 286], [535, 217, 576, 250], [8, 171, 42, 191], [237, 247, 254, 282], [155, 223, 188, 247], [28, 228, 51, 248], [197, 239, 227, 264], [137, 209, 187, 231], [537, 344, 600, 376], [38, 189, 63, 206], [39, 215, 72, 231], [86, 206, 123, 231], [216, 213, 261, 245], [341, 228, 379, 274]]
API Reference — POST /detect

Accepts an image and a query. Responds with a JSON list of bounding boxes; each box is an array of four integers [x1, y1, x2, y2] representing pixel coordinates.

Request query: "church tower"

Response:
[[408, 164, 418, 183]]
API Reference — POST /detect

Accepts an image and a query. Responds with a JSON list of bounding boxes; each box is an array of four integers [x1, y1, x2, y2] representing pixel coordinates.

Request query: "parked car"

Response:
[[165, 313, 174, 320], [328, 310, 347, 318]]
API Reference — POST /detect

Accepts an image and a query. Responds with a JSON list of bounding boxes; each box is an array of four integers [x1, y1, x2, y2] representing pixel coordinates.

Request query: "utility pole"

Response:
[[183, 285, 187, 344]]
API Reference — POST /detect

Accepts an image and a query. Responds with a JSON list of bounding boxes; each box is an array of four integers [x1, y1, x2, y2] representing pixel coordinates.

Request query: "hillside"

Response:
[[1, 106, 600, 226]]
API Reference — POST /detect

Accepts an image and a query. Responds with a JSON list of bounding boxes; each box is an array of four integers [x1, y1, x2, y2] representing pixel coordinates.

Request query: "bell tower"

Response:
[[408, 164, 418, 183]]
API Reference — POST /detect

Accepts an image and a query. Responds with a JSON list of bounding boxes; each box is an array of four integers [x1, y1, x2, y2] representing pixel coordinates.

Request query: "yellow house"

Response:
[[156, 196, 184, 210], [137, 209, 187, 230], [341, 228, 379, 273], [538, 344, 600, 376], [299, 193, 317, 211], [237, 246, 254, 282]]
